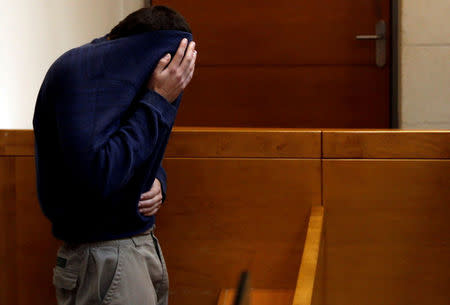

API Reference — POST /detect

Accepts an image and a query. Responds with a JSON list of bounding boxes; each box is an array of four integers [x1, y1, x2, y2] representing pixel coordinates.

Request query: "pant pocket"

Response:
[[53, 245, 84, 304], [89, 246, 122, 305], [150, 232, 163, 264], [150, 232, 169, 300], [53, 266, 78, 290]]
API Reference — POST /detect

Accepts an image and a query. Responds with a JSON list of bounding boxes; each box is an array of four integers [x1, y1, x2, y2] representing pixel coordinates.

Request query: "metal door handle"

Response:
[[356, 34, 383, 40], [355, 20, 386, 67]]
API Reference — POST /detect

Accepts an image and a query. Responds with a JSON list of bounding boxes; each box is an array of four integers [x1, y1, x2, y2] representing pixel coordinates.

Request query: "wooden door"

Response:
[[153, 0, 391, 128]]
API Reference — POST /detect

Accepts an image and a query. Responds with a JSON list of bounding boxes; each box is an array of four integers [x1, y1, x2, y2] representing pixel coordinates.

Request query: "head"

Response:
[[108, 5, 191, 40]]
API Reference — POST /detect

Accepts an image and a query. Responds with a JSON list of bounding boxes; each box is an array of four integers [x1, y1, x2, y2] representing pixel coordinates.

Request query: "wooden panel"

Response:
[[157, 158, 321, 305], [217, 289, 294, 305], [166, 127, 321, 158], [323, 131, 450, 159], [175, 66, 389, 128], [0, 157, 18, 305], [322, 160, 450, 305], [154, 0, 390, 65], [293, 206, 324, 305], [15, 157, 60, 305], [0, 130, 34, 156], [0, 156, 59, 305]]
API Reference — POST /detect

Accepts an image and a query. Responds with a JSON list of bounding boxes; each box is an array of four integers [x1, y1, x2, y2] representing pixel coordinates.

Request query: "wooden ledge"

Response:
[[0, 130, 35, 156], [167, 128, 321, 158], [323, 131, 450, 159]]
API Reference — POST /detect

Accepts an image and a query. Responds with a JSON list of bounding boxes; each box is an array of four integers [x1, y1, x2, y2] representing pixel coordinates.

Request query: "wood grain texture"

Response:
[[166, 127, 321, 158], [323, 131, 450, 159], [0, 156, 60, 305], [322, 160, 450, 305], [0, 130, 34, 156], [0, 157, 18, 305], [154, 0, 391, 128], [217, 289, 294, 305], [14, 157, 60, 305], [153, 0, 390, 66], [156, 157, 321, 305], [293, 206, 324, 305], [174, 66, 389, 128]]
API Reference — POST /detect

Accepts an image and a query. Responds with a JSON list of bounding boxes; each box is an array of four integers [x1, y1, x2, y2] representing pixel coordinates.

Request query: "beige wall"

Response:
[[0, 0, 144, 129], [399, 0, 450, 129]]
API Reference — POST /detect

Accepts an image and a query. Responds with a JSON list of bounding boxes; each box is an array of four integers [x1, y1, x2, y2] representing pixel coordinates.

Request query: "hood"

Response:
[[80, 30, 193, 91]]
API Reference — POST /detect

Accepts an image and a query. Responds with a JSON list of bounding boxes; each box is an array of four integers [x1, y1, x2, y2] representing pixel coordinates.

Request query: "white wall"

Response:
[[0, 0, 144, 129], [399, 0, 450, 129]]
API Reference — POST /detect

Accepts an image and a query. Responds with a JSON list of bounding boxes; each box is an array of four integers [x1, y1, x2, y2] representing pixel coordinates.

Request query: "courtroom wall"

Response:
[[399, 0, 450, 129], [0, 0, 144, 129]]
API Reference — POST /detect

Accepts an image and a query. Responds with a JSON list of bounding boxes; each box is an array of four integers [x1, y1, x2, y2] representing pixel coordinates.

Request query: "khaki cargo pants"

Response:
[[52, 225, 169, 305]]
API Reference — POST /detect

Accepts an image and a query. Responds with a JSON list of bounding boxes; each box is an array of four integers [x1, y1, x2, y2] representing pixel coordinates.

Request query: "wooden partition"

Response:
[[158, 127, 322, 305], [315, 131, 450, 305], [0, 128, 322, 305], [1, 129, 449, 305], [0, 130, 61, 305]]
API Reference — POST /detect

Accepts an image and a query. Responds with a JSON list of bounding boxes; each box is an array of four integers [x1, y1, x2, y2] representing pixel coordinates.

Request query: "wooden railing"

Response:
[[292, 206, 324, 305]]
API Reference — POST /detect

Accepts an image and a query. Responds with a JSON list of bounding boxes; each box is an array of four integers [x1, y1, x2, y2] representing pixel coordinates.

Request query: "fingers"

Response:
[[169, 38, 189, 68], [140, 182, 161, 201], [138, 193, 162, 208], [140, 202, 162, 216], [140, 188, 159, 201], [155, 53, 171, 73], [179, 41, 196, 73], [148, 38, 197, 102], [182, 51, 196, 88], [138, 191, 162, 215]]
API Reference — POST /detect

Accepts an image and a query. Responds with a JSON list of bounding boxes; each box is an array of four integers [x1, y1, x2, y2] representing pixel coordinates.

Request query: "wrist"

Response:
[[146, 88, 171, 104], [152, 87, 174, 104]]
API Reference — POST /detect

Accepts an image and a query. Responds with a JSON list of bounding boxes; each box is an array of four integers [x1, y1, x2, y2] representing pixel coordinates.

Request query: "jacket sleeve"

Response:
[[155, 164, 167, 204], [53, 85, 177, 201]]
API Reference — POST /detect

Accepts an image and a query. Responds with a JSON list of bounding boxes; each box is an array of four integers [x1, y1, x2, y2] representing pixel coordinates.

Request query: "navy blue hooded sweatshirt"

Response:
[[33, 30, 192, 242]]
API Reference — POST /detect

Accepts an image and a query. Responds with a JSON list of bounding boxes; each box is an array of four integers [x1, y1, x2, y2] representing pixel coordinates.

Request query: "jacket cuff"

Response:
[[155, 169, 167, 204], [142, 90, 177, 127]]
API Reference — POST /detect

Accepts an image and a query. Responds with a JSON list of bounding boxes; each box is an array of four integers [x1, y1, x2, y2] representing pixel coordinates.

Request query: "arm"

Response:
[[53, 38, 196, 201], [54, 88, 175, 200]]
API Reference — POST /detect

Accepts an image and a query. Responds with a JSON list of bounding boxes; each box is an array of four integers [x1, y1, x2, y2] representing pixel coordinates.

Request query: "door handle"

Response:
[[356, 34, 383, 40], [356, 20, 386, 67]]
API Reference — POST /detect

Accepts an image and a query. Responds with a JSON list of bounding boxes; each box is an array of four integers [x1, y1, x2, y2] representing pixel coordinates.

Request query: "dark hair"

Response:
[[108, 6, 191, 40]]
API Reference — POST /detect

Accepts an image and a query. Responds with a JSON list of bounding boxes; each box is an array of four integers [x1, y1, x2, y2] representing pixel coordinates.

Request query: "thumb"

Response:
[[155, 53, 171, 72]]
